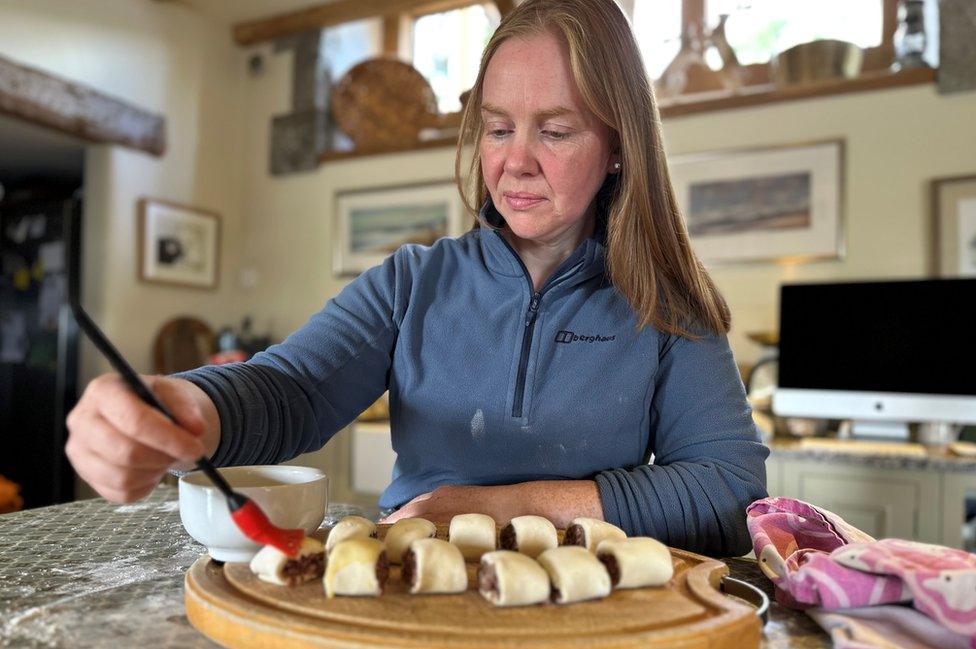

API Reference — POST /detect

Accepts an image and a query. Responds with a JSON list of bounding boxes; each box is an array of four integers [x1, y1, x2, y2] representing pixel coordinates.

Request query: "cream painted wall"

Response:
[[239, 77, 976, 369], [1, 1, 249, 499], [664, 85, 976, 365], [0, 1, 248, 375]]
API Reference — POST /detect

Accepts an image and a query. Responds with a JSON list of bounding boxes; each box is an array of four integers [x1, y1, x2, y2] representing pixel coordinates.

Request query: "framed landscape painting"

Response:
[[668, 140, 844, 265], [334, 181, 465, 276], [932, 174, 976, 277]]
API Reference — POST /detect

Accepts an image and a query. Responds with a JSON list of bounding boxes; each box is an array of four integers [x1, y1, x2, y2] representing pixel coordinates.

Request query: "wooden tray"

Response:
[[185, 524, 760, 648]]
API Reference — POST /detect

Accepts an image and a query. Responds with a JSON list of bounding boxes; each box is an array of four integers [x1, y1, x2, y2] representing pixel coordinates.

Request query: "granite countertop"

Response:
[[768, 437, 976, 472], [0, 486, 828, 648]]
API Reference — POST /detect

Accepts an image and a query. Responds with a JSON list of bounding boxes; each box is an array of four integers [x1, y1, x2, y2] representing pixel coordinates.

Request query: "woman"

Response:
[[65, 0, 767, 557]]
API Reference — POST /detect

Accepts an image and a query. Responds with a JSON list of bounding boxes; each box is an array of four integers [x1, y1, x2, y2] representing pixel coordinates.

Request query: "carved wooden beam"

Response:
[[0, 53, 166, 157], [234, 0, 516, 46]]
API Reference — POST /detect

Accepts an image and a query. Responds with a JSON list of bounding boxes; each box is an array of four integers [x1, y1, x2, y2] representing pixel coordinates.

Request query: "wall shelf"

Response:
[[658, 67, 936, 119], [317, 67, 937, 163]]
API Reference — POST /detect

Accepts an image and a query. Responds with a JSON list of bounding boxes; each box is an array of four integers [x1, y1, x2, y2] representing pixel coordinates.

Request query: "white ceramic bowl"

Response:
[[179, 465, 328, 562]]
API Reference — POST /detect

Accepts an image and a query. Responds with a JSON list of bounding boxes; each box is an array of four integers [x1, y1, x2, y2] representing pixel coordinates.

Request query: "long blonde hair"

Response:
[[455, 0, 730, 338]]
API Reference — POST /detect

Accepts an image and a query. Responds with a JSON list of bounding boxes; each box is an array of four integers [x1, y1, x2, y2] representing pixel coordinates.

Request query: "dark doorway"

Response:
[[1, 114, 84, 509]]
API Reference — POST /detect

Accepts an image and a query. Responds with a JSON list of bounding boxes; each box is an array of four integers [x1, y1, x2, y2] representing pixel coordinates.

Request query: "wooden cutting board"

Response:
[[185, 524, 760, 648]]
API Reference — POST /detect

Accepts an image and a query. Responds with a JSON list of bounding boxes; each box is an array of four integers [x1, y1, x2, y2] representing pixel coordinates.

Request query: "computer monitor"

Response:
[[772, 278, 976, 439]]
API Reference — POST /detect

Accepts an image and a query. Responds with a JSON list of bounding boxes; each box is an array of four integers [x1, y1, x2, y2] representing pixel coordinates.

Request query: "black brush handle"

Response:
[[64, 213, 240, 506]]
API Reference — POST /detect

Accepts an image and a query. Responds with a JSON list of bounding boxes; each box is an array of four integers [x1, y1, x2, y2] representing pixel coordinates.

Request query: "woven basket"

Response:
[[331, 58, 440, 149]]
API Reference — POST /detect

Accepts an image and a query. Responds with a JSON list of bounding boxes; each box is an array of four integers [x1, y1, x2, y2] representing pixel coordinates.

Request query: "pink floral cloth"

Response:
[[747, 497, 976, 645]]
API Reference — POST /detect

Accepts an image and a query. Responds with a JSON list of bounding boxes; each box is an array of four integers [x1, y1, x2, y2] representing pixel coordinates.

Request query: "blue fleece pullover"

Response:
[[180, 206, 768, 557]]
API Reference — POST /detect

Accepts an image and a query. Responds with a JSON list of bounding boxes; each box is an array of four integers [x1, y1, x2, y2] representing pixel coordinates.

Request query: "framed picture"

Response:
[[334, 181, 466, 276], [932, 174, 976, 277], [138, 198, 220, 289], [668, 139, 844, 265]]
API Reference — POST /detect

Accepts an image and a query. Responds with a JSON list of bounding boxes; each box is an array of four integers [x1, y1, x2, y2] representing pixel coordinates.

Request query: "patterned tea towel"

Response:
[[747, 497, 976, 647]]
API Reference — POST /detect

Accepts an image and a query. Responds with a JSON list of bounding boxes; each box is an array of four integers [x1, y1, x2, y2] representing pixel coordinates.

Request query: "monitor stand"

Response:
[[851, 420, 911, 440]]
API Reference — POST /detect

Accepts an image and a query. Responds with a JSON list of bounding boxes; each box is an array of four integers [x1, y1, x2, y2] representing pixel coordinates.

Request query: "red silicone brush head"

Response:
[[230, 499, 305, 557]]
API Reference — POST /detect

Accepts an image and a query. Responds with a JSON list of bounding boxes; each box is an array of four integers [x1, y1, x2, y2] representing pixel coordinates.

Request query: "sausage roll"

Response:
[[249, 537, 325, 586], [596, 537, 673, 589], [401, 538, 468, 594], [384, 517, 436, 565], [323, 537, 388, 598], [478, 550, 551, 607], [499, 515, 558, 559], [449, 513, 496, 561], [325, 515, 377, 553], [537, 545, 612, 604], [561, 517, 626, 552]]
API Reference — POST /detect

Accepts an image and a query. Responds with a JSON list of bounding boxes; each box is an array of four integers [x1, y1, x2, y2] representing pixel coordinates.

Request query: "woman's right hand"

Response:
[[65, 374, 220, 503]]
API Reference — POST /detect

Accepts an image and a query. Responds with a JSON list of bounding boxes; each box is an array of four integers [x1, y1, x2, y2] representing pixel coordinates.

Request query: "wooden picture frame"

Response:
[[138, 198, 220, 289], [334, 180, 465, 276], [932, 174, 976, 278], [668, 139, 845, 265]]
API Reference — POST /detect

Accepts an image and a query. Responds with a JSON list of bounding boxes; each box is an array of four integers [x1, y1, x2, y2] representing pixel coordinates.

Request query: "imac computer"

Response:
[[772, 278, 976, 440]]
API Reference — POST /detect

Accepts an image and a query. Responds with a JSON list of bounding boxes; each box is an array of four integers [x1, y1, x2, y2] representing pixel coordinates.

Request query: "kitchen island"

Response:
[[0, 486, 828, 648]]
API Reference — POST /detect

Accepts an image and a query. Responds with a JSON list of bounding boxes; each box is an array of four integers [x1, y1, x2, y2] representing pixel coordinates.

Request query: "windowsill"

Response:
[[657, 66, 936, 118], [317, 67, 937, 163]]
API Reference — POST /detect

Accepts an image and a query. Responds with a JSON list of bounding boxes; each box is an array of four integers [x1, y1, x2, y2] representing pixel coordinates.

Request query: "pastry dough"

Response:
[[499, 515, 558, 559], [325, 515, 376, 553], [384, 517, 437, 564], [249, 537, 325, 586], [449, 513, 496, 561], [324, 537, 388, 598], [478, 550, 551, 607], [402, 538, 468, 594], [596, 537, 673, 589], [562, 517, 626, 552], [537, 546, 612, 604]]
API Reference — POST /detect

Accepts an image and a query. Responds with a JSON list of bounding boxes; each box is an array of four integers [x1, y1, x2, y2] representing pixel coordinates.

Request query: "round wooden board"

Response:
[[185, 524, 760, 648]]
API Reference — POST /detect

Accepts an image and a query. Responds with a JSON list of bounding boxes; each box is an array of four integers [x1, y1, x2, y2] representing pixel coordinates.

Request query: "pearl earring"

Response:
[[613, 162, 622, 172]]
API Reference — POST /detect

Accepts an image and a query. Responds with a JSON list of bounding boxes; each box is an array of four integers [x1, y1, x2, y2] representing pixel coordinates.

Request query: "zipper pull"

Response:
[[525, 292, 541, 327]]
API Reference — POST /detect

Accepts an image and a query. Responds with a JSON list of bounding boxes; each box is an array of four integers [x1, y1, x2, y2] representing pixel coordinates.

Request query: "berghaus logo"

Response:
[[555, 330, 616, 344]]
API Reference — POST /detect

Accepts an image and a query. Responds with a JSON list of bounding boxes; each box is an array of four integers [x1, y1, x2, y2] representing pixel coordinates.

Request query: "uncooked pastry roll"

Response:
[[537, 546, 612, 604], [449, 513, 496, 561], [324, 537, 388, 598], [384, 517, 436, 565], [249, 537, 325, 586], [562, 517, 626, 552], [499, 515, 557, 559], [401, 538, 468, 594], [326, 515, 377, 553], [478, 550, 551, 607], [596, 537, 673, 589]]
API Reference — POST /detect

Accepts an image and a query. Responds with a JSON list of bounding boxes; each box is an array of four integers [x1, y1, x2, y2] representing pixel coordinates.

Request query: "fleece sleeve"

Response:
[[174, 251, 408, 468], [594, 331, 769, 557]]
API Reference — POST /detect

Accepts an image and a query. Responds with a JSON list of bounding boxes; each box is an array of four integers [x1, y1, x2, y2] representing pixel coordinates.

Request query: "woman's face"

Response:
[[480, 31, 618, 246]]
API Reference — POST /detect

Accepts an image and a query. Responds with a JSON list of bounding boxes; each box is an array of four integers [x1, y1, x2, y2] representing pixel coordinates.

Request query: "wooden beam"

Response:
[[494, 0, 515, 18], [0, 53, 165, 157], [234, 0, 515, 46], [234, 0, 439, 46]]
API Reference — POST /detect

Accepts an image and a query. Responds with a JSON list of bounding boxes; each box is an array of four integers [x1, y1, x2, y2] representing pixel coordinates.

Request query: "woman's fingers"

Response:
[[68, 445, 165, 503], [80, 414, 177, 470], [86, 375, 204, 462], [66, 373, 213, 502]]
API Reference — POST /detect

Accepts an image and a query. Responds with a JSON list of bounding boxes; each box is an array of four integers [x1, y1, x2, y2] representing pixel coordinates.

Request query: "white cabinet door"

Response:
[[778, 459, 941, 543], [351, 421, 397, 496]]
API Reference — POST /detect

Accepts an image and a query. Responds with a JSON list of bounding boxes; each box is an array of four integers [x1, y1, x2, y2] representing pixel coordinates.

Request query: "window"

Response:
[[412, 4, 501, 113], [322, 19, 383, 82], [706, 0, 883, 66], [632, 0, 886, 78], [632, 0, 683, 81]]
